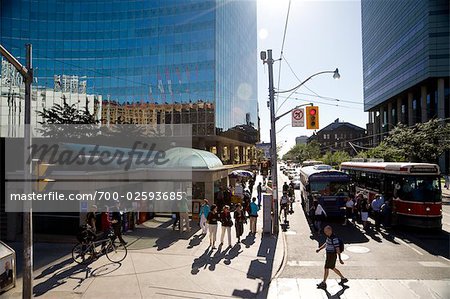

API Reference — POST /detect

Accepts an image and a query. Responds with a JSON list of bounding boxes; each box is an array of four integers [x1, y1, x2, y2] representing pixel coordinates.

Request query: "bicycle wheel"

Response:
[[72, 243, 94, 264], [105, 242, 127, 263]]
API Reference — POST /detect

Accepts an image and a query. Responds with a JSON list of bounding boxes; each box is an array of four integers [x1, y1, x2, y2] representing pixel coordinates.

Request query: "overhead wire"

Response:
[[275, 0, 292, 109]]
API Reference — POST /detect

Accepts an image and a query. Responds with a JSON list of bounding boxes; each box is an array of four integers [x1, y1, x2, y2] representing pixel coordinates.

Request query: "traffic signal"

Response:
[[306, 106, 319, 130], [33, 160, 55, 192]]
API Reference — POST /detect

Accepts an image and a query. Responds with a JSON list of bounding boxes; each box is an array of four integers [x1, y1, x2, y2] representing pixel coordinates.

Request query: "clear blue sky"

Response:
[[257, 0, 366, 155]]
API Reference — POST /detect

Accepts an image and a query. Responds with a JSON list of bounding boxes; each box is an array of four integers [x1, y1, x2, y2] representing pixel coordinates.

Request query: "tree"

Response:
[[37, 96, 100, 138], [282, 141, 321, 162], [321, 151, 351, 167], [383, 119, 450, 163], [356, 119, 450, 163]]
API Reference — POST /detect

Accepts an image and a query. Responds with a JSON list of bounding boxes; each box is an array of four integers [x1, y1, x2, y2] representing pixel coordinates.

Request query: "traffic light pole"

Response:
[[0, 43, 33, 299], [266, 50, 279, 235]]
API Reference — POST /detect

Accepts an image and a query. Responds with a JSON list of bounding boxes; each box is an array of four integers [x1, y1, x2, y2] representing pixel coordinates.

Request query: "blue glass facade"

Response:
[[361, 0, 449, 111], [0, 0, 258, 141]]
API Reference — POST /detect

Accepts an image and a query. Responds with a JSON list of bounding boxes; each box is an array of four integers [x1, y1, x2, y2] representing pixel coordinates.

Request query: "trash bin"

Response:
[[0, 241, 16, 293]]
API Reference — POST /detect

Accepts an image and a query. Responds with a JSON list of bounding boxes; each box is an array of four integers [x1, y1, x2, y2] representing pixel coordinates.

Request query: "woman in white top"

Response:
[[312, 200, 327, 235], [343, 197, 355, 225]]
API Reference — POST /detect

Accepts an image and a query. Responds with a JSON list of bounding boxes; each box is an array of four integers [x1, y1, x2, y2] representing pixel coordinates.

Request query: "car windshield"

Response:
[[394, 176, 441, 202], [310, 181, 349, 197]]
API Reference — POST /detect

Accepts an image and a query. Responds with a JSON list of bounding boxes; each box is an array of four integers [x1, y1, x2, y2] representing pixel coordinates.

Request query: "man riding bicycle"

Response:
[[280, 192, 290, 223]]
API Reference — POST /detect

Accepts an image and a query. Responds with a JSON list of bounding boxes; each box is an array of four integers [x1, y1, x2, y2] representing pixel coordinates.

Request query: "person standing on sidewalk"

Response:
[[343, 196, 354, 226], [360, 195, 370, 230], [220, 205, 233, 247], [312, 200, 327, 235], [207, 204, 219, 248], [249, 197, 259, 234], [234, 203, 246, 243], [111, 201, 127, 245], [371, 194, 384, 231], [316, 225, 348, 289], [257, 182, 263, 207], [199, 199, 210, 235], [179, 199, 191, 233]]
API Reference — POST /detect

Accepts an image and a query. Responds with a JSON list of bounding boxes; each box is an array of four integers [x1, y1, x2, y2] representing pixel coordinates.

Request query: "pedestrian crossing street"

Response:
[[267, 278, 450, 299]]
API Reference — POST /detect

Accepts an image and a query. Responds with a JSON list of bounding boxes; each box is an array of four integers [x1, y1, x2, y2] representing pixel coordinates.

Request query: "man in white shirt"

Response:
[[371, 194, 384, 230], [343, 197, 355, 225]]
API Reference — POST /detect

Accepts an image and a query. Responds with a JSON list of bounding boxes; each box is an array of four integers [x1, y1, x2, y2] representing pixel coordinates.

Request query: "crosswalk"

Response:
[[268, 278, 450, 299]]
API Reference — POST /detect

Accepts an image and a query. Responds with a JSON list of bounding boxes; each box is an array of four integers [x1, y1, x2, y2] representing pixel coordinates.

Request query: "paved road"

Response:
[[269, 172, 450, 298]]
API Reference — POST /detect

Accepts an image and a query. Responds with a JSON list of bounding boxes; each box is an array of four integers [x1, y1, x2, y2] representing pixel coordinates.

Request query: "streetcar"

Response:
[[301, 160, 323, 168], [340, 162, 442, 229], [300, 164, 351, 217]]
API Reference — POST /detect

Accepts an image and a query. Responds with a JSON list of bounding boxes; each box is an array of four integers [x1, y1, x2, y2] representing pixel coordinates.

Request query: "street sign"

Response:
[[292, 108, 304, 127]]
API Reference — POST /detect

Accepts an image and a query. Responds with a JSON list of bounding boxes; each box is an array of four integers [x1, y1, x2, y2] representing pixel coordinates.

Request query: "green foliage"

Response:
[[282, 141, 321, 162], [321, 151, 351, 167], [357, 119, 450, 163], [365, 142, 406, 162]]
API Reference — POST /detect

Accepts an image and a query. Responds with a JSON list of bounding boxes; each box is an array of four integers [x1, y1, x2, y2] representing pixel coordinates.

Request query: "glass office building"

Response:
[[361, 0, 449, 173], [0, 0, 258, 161]]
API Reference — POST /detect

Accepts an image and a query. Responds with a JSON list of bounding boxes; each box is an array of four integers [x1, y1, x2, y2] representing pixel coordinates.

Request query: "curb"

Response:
[[272, 230, 288, 280]]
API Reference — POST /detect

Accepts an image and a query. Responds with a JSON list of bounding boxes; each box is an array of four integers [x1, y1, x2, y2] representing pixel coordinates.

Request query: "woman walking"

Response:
[[220, 205, 233, 248], [234, 203, 246, 243], [312, 200, 327, 235], [199, 199, 210, 235], [207, 204, 219, 249], [360, 196, 370, 230]]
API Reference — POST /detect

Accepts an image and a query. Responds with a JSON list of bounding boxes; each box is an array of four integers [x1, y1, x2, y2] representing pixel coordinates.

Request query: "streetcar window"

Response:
[[397, 177, 441, 202]]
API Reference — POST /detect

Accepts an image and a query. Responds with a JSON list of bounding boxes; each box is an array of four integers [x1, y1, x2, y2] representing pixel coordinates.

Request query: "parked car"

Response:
[[291, 176, 301, 189]]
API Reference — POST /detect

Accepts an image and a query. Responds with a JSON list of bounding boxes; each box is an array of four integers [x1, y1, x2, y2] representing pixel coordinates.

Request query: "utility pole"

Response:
[[266, 50, 279, 235], [0, 43, 33, 299]]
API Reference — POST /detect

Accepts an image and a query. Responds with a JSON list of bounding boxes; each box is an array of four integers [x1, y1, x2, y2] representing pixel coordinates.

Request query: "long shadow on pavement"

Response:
[[191, 244, 233, 274], [232, 234, 278, 298], [319, 284, 350, 299]]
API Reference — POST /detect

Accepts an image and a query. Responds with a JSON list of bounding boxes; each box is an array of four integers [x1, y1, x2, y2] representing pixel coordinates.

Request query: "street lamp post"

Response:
[[261, 49, 340, 235]]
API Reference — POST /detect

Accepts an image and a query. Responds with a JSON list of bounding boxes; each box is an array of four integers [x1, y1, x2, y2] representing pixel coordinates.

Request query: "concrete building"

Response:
[[361, 0, 449, 172], [312, 118, 367, 155], [295, 135, 308, 145]]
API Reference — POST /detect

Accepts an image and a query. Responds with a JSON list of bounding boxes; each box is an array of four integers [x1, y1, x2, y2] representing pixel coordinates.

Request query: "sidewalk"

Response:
[[2, 177, 284, 298]]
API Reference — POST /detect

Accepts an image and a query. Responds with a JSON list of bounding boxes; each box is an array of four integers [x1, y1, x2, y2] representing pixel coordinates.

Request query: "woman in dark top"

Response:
[[220, 205, 233, 247], [207, 204, 219, 249], [234, 203, 246, 243], [359, 196, 370, 229]]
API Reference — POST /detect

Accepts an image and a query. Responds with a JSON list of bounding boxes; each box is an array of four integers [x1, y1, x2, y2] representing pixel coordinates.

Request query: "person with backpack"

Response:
[[315, 225, 348, 289]]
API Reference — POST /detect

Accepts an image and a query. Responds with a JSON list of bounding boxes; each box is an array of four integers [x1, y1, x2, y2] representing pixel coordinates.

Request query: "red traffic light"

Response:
[[309, 109, 317, 115]]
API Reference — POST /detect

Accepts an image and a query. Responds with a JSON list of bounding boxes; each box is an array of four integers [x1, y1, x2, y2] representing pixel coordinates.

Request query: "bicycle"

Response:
[[72, 229, 128, 264]]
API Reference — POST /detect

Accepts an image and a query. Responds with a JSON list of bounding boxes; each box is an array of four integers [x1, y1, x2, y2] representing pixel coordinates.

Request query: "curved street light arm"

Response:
[[276, 69, 339, 94]]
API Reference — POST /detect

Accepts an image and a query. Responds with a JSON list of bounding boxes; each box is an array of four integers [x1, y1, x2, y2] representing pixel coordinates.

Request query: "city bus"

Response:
[[300, 164, 351, 217], [340, 162, 442, 229], [301, 160, 323, 168]]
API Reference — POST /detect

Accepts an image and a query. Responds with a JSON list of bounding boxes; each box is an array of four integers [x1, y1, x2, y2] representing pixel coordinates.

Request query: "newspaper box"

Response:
[[0, 241, 16, 293]]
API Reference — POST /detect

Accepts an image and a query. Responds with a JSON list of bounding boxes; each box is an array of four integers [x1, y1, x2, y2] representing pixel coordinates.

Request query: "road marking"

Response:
[[418, 261, 449, 268], [346, 245, 371, 254], [396, 238, 424, 255], [284, 231, 297, 235], [287, 260, 323, 267]]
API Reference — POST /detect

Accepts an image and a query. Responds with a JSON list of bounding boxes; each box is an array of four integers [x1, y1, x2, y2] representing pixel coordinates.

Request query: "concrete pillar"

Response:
[[379, 106, 385, 136], [396, 97, 402, 124], [421, 85, 428, 123], [437, 78, 445, 119], [230, 145, 236, 164], [387, 101, 393, 129], [204, 181, 215, 205], [373, 110, 379, 145], [408, 92, 414, 126], [217, 143, 223, 161]]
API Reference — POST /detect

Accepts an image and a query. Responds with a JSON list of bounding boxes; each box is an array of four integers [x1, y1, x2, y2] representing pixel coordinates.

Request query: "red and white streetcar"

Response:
[[341, 162, 442, 230]]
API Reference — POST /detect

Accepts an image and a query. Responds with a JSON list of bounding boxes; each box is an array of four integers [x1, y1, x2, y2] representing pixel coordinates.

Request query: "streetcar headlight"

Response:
[[407, 208, 411, 212], [425, 207, 430, 212]]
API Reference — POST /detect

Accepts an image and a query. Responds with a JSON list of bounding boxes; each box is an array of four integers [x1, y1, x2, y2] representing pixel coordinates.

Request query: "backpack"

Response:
[[337, 237, 344, 253]]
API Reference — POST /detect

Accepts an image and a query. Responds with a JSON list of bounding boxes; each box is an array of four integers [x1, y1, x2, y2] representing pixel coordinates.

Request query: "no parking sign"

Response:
[[292, 108, 304, 127]]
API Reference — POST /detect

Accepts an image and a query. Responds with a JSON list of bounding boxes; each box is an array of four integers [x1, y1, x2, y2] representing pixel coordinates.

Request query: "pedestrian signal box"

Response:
[[306, 106, 319, 130]]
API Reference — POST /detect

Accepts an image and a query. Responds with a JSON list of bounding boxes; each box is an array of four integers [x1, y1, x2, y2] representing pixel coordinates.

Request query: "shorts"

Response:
[[361, 211, 369, 221], [325, 252, 337, 269]]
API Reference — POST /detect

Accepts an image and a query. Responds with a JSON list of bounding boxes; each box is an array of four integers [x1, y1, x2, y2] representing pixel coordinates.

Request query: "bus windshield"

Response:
[[310, 181, 350, 197], [394, 176, 441, 202]]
